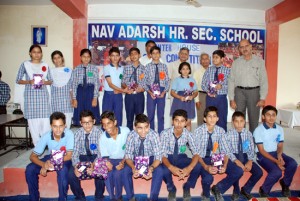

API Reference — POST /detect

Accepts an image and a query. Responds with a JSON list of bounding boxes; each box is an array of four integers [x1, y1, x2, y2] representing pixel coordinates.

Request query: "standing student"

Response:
[[72, 49, 100, 126], [16, 44, 52, 146], [0, 70, 11, 114], [161, 109, 201, 201], [123, 114, 163, 201], [227, 111, 263, 200], [99, 111, 131, 201], [122, 47, 146, 130], [144, 46, 170, 133], [170, 62, 198, 131], [68, 110, 105, 201], [50, 50, 73, 128], [201, 50, 230, 131], [25, 112, 74, 201], [253, 105, 297, 197], [103, 47, 129, 127], [194, 106, 243, 201]]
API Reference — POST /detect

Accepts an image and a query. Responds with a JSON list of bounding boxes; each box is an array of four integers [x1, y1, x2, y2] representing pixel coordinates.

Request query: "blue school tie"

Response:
[[154, 64, 160, 86], [83, 66, 87, 87], [214, 67, 219, 81], [138, 138, 145, 156], [132, 66, 138, 82], [85, 133, 91, 156], [205, 132, 213, 157], [173, 134, 179, 162], [238, 132, 244, 163]]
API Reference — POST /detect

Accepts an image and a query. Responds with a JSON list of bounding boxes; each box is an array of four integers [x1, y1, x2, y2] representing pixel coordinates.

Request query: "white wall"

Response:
[[277, 17, 300, 108], [0, 5, 73, 104]]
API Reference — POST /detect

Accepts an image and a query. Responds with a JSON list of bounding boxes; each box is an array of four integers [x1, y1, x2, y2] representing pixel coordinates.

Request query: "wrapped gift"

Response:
[[32, 74, 43, 89], [129, 81, 138, 94], [211, 153, 225, 173], [151, 83, 161, 97], [208, 81, 218, 97], [49, 147, 66, 171], [77, 161, 93, 180], [135, 156, 149, 177], [91, 158, 109, 179], [184, 88, 193, 101]]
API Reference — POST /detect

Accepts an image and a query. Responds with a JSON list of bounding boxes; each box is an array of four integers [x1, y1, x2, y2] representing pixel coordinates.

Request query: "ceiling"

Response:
[[0, 0, 283, 11]]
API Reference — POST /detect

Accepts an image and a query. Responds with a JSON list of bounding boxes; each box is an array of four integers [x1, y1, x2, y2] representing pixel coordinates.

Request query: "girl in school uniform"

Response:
[[71, 49, 100, 126], [16, 44, 52, 146], [170, 62, 198, 131], [50, 50, 73, 128]]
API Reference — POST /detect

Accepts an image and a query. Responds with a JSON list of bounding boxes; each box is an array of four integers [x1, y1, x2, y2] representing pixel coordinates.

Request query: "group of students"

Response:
[[25, 105, 297, 201]]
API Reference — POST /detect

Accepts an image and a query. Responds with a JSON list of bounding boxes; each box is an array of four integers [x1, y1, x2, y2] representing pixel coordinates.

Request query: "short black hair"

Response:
[[109, 47, 120, 55], [0, 70, 2, 78], [80, 110, 95, 120], [134, 114, 150, 126], [179, 47, 189, 53], [204, 106, 218, 118], [101, 111, 116, 122], [262, 105, 278, 116], [129, 47, 140, 55], [172, 109, 188, 121], [232, 111, 245, 121], [50, 112, 66, 125], [212, 50, 225, 58], [80, 48, 91, 57], [145, 40, 156, 47], [178, 61, 191, 75], [29, 44, 42, 53], [150, 46, 161, 54]]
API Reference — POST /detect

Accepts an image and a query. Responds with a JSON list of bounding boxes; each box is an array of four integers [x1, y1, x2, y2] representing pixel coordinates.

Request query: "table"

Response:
[[277, 108, 300, 128]]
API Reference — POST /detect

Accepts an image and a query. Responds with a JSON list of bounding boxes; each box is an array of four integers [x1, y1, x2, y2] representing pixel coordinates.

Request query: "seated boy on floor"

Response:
[[227, 111, 263, 200], [124, 114, 164, 201], [194, 106, 243, 201], [99, 111, 132, 201], [25, 112, 74, 201], [68, 110, 105, 201], [253, 105, 297, 197], [160, 109, 201, 201]]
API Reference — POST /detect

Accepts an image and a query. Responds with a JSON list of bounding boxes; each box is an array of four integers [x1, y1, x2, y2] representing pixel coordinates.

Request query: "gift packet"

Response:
[[210, 142, 225, 173], [32, 74, 43, 89], [135, 156, 149, 177], [151, 83, 161, 97], [91, 158, 109, 179], [129, 81, 138, 94], [49, 146, 66, 171]]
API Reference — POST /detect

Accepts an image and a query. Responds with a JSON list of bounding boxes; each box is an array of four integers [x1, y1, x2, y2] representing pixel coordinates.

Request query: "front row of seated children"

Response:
[[25, 105, 297, 201]]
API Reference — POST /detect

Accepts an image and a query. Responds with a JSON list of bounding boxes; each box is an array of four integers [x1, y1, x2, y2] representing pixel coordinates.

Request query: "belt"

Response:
[[199, 91, 207, 94], [237, 86, 259, 90]]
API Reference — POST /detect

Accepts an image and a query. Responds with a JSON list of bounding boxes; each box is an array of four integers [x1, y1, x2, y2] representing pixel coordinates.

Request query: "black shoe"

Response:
[[183, 188, 191, 201], [211, 185, 224, 201], [231, 193, 239, 201], [259, 186, 268, 197], [201, 195, 210, 201], [240, 187, 253, 200], [168, 190, 176, 201], [280, 179, 291, 197]]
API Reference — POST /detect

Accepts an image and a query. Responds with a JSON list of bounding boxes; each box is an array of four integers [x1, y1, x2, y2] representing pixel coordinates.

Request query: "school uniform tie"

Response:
[[205, 132, 213, 157], [173, 134, 179, 162], [154, 64, 160, 86], [138, 138, 145, 156], [214, 67, 219, 81], [83, 66, 87, 87], [85, 133, 91, 156], [132, 66, 138, 83], [238, 132, 244, 163]]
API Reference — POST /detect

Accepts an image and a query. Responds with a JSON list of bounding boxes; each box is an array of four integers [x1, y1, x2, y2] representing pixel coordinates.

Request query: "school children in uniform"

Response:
[[160, 109, 201, 201], [99, 111, 131, 201], [68, 110, 105, 201], [144, 46, 170, 133], [25, 112, 74, 201], [103, 47, 129, 127], [71, 49, 100, 126], [170, 62, 198, 131], [16, 44, 52, 146], [122, 47, 146, 130], [194, 106, 243, 201], [123, 114, 163, 201], [201, 50, 230, 131], [253, 105, 297, 197], [227, 111, 263, 200]]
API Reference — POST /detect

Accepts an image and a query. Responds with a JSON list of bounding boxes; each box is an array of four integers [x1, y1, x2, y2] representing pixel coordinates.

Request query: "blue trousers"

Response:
[[200, 157, 243, 197], [123, 156, 163, 201], [232, 153, 263, 194], [206, 95, 228, 131], [105, 159, 127, 200], [125, 93, 145, 130], [68, 155, 105, 201], [162, 154, 201, 193], [25, 155, 72, 201], [102, 91, 123, 127], [147, 90, 165, 134], [257, 152, 297, 194]]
